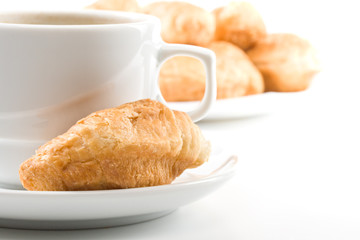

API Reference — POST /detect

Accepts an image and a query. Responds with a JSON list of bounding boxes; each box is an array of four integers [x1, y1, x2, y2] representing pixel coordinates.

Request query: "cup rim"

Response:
[[0, 10, 160, 28]]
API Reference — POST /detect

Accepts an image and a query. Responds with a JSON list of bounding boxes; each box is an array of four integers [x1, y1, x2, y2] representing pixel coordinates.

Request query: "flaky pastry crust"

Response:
[[19, 99, 210, 191]]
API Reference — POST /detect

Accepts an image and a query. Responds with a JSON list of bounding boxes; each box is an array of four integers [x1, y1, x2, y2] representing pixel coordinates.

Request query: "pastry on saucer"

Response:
[[19, 99, 210, 191]]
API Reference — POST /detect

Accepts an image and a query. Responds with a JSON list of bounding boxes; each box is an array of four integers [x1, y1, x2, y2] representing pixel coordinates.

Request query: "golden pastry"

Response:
[[142, 1, 215, 46], [247, 33, 320, 92], [86, 0, 139, 12], [19, 99, 210, 191], [213, 1, 266, 50], [159, 41, 264, 101]]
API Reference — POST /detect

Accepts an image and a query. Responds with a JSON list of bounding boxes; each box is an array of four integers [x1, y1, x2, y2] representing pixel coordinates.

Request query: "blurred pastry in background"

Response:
[[86, 1, 319, 96], [142, 1, 215, 46], [212, 41, 264, 97], [19, 99, 211, 191], [247, 33, 320, 92], [159, 41, 264, 101], [213, 1, 266, 50], [86, 0, 139, 12]]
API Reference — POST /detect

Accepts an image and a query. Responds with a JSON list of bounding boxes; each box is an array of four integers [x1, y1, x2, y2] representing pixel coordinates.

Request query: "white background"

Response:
[[0, 0, 359, 239]]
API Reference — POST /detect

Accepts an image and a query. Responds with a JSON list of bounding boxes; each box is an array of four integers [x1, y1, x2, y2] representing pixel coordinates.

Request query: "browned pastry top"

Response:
[[19, 99, 210, 191]]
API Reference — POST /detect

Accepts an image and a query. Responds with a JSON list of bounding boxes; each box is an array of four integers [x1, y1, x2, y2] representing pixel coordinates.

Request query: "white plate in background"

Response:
[[167, 73, 324, 121], [168, 90, 310, 121]]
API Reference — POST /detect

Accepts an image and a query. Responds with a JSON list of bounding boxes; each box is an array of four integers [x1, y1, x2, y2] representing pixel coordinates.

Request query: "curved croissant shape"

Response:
[[19, 99, 210, 191]]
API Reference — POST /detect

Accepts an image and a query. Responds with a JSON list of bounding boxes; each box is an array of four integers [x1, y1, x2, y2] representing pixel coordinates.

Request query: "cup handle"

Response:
[[155, 43, 216, 122]]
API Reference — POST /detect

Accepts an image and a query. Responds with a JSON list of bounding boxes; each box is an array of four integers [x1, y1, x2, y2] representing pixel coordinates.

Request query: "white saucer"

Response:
[[0, 144, 237, 230]]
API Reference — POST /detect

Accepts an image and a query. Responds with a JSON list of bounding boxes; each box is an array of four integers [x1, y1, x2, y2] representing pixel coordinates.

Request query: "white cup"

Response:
[[0, 10, 216, 188]]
